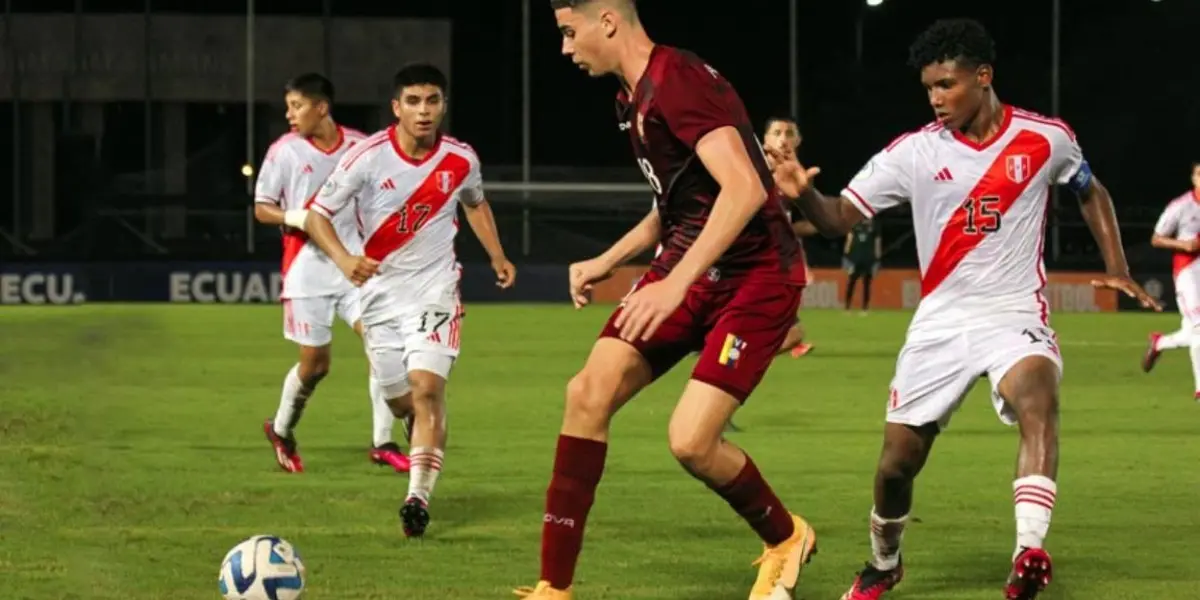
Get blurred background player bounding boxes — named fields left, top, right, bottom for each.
left=774, top=18, right=1159, bottom=600
left=1141, top=161, right=1200, bottom=398
left=303, top=64, right=516, bottom=538
left=764, top=114, right=815, bottom=358
left=518, top=2, right=816, bottom=598
left=843, top=218, right=881, bottom=314
left=252, top=73, right=410, bottom=475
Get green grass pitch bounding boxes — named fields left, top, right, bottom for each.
left=2, top=304, right=1198, bottom=599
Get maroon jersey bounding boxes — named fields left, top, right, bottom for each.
left=616, top=46, right=803, bottom=289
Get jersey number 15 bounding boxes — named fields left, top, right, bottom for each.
left=961, top=195, right=1002, bottom=234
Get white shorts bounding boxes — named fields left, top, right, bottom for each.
left=887, top=317, right=1063, bottom=430
left=1176, top=269, right=1200, bottom=327
left=361, top=291, right=463, bottom=399
left=281, top=289, right=362, bottom=347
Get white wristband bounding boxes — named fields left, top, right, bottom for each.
left=283, top=209, right=309, bottom=231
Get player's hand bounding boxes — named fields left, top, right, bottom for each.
left=337, top=255, right=380, bottom=286
left=764, top=146, right=820, bottom=199
left=1090, top=274, right=1163, bottom=311
left=1185, top=238, right=1200, bottom=253
left=613, top=278, right=687, bottom=342
left=568, top=258, right=614, bottom=309
left=491, top=256, right=517, bottom=289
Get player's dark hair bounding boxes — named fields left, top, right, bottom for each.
left=907, top=18, right=996, bottom=71
left=764, top=114, right=798, bottom=131
left=1192, top=160, right=1200, bottom=170
left=284, top=73, right=335, bottom=104
left=549, top=0, right=637, bottom=19
left=392, top=63, right=448, bottom=97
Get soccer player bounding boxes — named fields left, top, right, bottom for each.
left=1141, top=161, right=1200, bottom=393
left=302, top=64, right=516, bottom=538
left=764, top=114, right=815, bottom=358
left=843, top=219, right=881, bottom=313
left=517, top=2, right=816, bottom=598
left=770, top=19, right=1160, bottom=600
left=253, top=73, right=410, bottom=475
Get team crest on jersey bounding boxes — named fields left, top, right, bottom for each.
left=319, top=178, right=337, bottom=197
left=436, top=170, right=456, bottom=193
left=1006, top=154, right=1032, bottom=184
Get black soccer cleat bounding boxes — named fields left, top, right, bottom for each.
left=399, top=497, right=430, bottom=538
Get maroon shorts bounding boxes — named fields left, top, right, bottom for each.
left=598, top=270, right=803, bottom=402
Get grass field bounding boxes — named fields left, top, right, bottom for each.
left=2, top=304, right=1199, bottom=600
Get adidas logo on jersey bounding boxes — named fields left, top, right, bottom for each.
left=933, top=167, right=954, bottom=182
left=301, top=164, right=314, bottom=174
left=381, top=178, right=396, bottom=190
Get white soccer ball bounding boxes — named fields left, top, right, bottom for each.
left=217, top=535, right=306, bottom=600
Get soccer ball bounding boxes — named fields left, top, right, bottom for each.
left=217, top=535, right=306, bottom=600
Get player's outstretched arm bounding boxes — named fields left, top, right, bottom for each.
left=1151, top=233, right=1198, bottom=253
left=1077, top=177, right=1162, bottom=310
left=597, top=208, right=662, bottom=270
left=461, top=197, right=517, bottom=289
left=766, top=146, right=864, bottom=237
left=664, top=127, right=769, bottom=287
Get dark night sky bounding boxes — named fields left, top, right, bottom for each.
left=6, top=0, right=1200, bottom=211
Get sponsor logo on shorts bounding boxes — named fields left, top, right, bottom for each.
left=718, top=333, right=746, bottom=368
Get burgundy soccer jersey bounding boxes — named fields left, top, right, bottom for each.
left=616, top=46, right=803, bottom=288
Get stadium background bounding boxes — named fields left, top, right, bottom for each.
left=5, top=3, right=1200, bottom=600
left=0, top=0, right=1196, bottom=308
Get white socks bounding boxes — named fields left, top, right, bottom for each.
left=869, top=509, right=908, bottom=571
left=1013, top=475, right=1056, bottom=557
left=369, top=376, right=395, bottom=447
left=273, top=364, right=312, bottom=438
left=406, top=447, right=444, bottom=505
left=1157, top=328, right=1191, bottom=351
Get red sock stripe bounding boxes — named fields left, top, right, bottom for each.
left=410, top=452, right=444, bottom=471
left=1013, top=484, right=1057, bottom=499
left=1014, top=489, right=1056, bottom=510
left=1014, top=486, right=1056, bottom=505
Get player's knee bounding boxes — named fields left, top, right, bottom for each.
left=408, top=375, right=444, bottom=410
left=564, top=370, right=619, bottom=428
left=666, top=429, right=717, bottom=474
left=877, top=424, right=935, bottom=482
left=297, top=348, right=332, bottom=383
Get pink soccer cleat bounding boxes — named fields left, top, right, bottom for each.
left=1005, top=547, right=1052, bottom=600
left=790, top=342, right=814, bottom=358
left=263, top=420, right=304, bottom=473
left=840, top=561, right=903, bottom=600
left=369, top=443, right=411, bottom=473
left=1142, top=332, right=1162, bottom=373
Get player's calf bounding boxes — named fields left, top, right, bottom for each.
left=853, top=422, right=936, bottom=586
left=532, top=339, right=651, bottom=591
left=266, top=346, right=331, bottom=470
left=997, top=356, right=1061, bottom=579
left=393, top=366, right=451, bottom=537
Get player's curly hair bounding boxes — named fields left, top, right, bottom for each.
left=907, top=18, right=996, bottom=70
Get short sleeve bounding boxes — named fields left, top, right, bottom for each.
left=254, top=147, right=287, bottom=204
left=310, top=153, right=366, bottom=219
left=458, top=152, right=485, bottom=207
left=657, top=60, right=739, bottom=149
left=1154, top=201, right=1181, bottom=237
left=842, top=136, right=914, bottom=218
left=1050, top=126, right=1093, bottom=195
